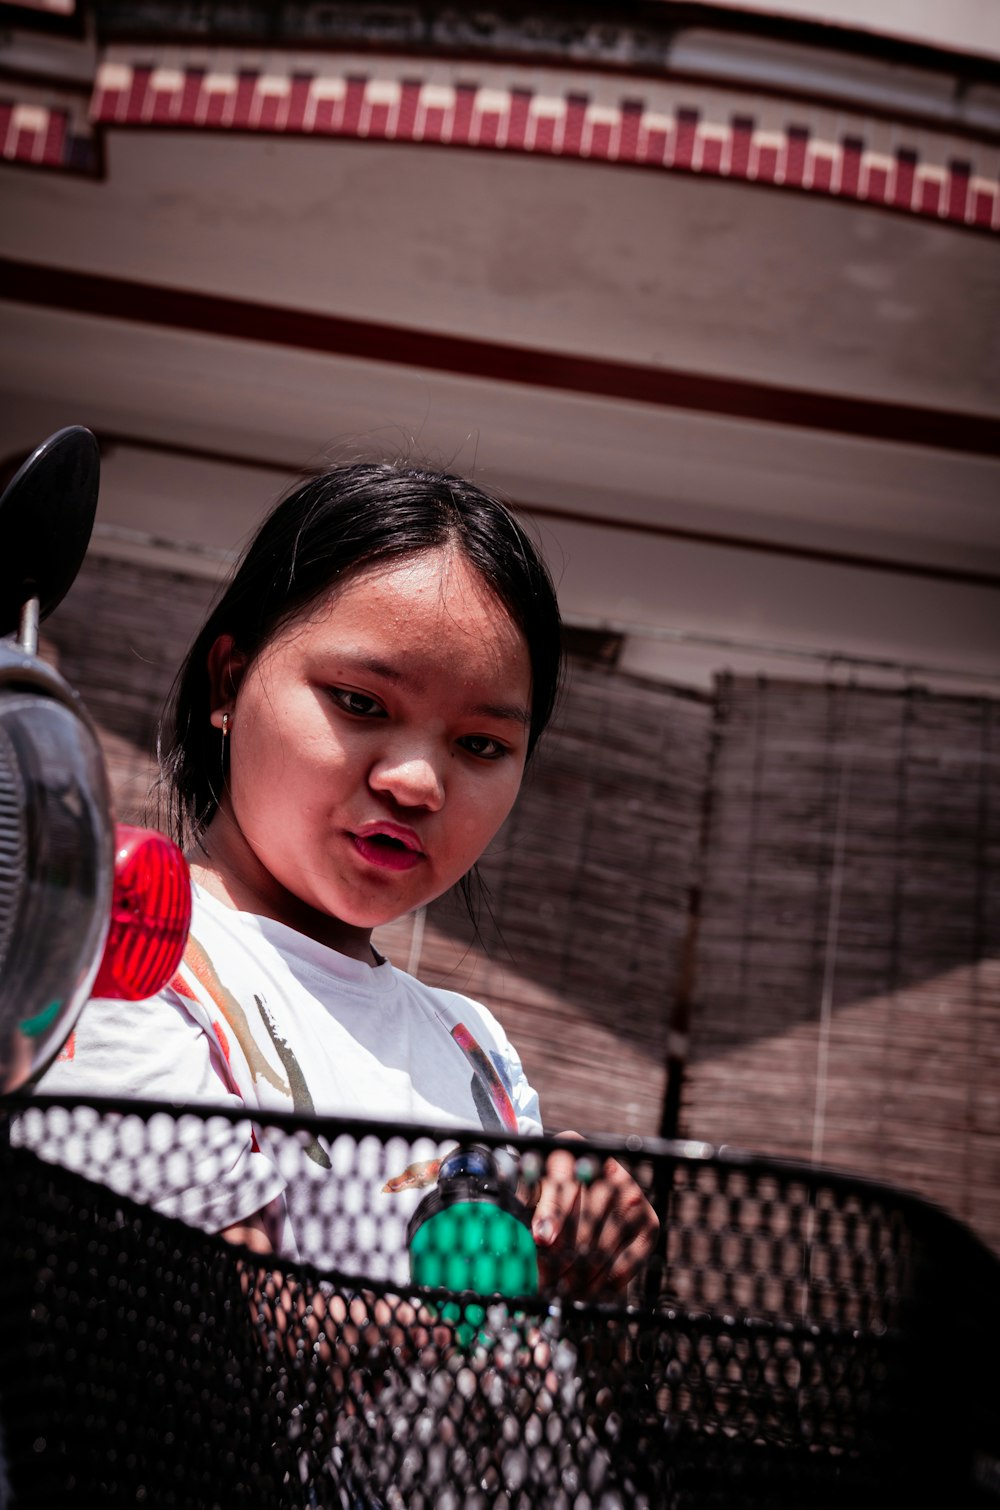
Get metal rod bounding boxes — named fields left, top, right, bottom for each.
left=18, top=596, right=39, bottom=656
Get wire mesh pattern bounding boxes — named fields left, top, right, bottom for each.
left=2, top=1097, right=998, bottom=1508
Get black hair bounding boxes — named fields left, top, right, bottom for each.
left=159, top=461, right=562, bottom=848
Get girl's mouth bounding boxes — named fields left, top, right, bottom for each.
left=351, top=827, right=424, bottom=873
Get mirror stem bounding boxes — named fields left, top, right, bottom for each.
left=18, top=595, right=40, bottom=656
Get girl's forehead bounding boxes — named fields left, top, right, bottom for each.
left=311, top=548, right=519, bottom=633
left=269, top=547, right=528, bottom=666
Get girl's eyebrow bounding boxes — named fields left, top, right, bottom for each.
left=343, top=654, right=402, bottom=683
left=472, top=702, right=531, bottom=726
left=332, top=654, right=529, bottom=725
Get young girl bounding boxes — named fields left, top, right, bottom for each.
left=26, top=462, right=654, bottom=1296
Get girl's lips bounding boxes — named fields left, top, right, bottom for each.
left=350, top=823, right=425, bottom=873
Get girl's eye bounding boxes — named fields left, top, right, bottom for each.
left=459, top=734, right=507, bottom=761
left=330, top=688, right=385, bottom=718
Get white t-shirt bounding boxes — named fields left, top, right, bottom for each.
left=17, top=885, right=541, bottom=1282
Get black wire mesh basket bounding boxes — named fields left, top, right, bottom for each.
left=2, top=1095, right=998, bottom=1508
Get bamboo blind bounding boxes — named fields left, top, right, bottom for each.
left=684, top=675, right=1000, bottom=1254
left=40, top=551, right=218, bottom=823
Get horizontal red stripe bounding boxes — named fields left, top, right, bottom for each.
left=1, top=256, right=997, bottom=459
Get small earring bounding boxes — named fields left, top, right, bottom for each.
left=221, top=712, right=230, bottom=738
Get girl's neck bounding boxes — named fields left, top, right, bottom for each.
left=189, top=837, right=379, bottom=966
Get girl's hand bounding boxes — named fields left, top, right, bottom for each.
left=220, top=1214, right=454, bottom=1372
left=529, top=1133, right=659, bottom=1300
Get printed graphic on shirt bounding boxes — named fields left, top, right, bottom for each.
left=182, top=934, right=291, bottom=1097
left=450, top=1022, right=518, bottom=1133
left=179, top=935, right=330, bottom=1168
left=382, top=1158, right=441, bottom=1194
left=254, top=993, right=331, bottom=1169
left=381, top=1022, right=519, bottom=1195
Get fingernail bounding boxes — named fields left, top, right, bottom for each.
left=534, top=1218, right=555, bottom=1244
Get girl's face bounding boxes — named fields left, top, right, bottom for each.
left=203, top=547, right=532, bottom=960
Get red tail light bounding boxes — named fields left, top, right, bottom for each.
left=92, top=825, right=192, bottom=1000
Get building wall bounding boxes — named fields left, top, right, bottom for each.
left=697, top=0, right=1000, bottom=59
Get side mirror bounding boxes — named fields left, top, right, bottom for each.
left=0, top=428, right=191, bottom=1092
left=0, top=424, right=101, bottom=646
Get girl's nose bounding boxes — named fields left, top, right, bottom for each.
left=368, top=749, right=446, bottom=812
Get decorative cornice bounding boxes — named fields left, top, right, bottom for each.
left=0, top=80, right=98, bottom=172
left=89, top=51, right=1000, bottom=233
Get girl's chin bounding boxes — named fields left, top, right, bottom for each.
left=302, top=895, right=429, bottom=933
left=276, top=870, right=446, bottom=933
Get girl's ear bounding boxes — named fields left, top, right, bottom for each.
left=206, top=634, right=247, bottom=729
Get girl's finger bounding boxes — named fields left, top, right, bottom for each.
left=530, top=1147, right=582, bottom=1251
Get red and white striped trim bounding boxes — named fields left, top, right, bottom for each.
left=1, top=89, right=96, bottom=173
left=90, top=53, right=1000, bottom=233
left=0, top=100, right=68, bottom=167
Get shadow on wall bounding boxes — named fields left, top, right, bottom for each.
left=419, top=672, right=1000, bottom=1252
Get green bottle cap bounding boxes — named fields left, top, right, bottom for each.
left=407, top=1146, right=539, bottom=1347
